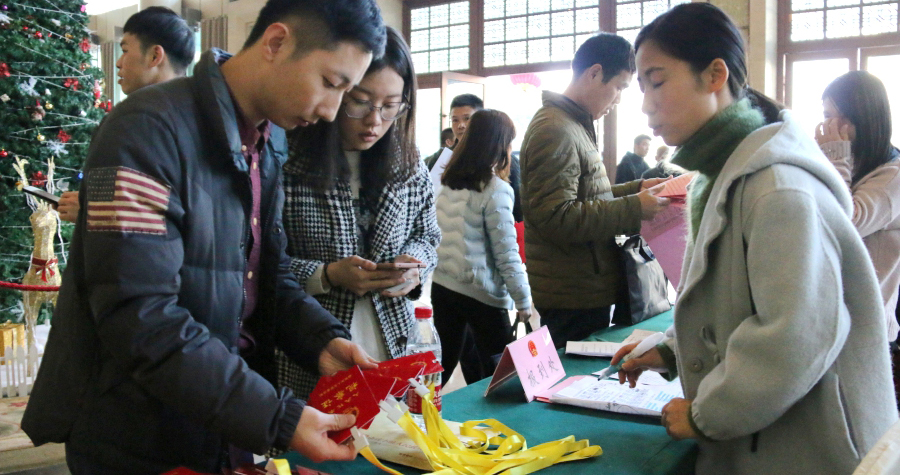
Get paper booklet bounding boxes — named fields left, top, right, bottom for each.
left=565, top=328, right=663, bottom=358
left=537, top=372, right=683, bottom=417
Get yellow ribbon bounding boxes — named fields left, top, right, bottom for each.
left=360, top=384, right=602, bottom=474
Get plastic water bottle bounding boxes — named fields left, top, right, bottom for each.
left=405, top=306, right=442, bottom=427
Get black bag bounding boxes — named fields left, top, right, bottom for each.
left=613, top=234, right=672, bottom=326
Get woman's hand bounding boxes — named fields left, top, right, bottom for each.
left=815, top=117, right=852, bottom=145
left=611, top=341, right=667, bottom=388
left=661, top=398, right=699, bottom=440
left=327, top=255, right=406, bottom=296
left=380, top=254, right=423, bottom=297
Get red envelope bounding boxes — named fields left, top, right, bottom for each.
left=364, top=351, right=443, bottom=397
left=308, top=366, right=381, bottom=444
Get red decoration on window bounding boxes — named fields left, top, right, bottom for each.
left=57, top=129, right=71, bottom=143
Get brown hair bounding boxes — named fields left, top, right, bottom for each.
left=441, top=109, right=515, bottom=192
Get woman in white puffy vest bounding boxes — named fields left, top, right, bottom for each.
left=433, top=109, right=539, bottom=382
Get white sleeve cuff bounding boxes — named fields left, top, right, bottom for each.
left=307, top=264, right=332, bottom=295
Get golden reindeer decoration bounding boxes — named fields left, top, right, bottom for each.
left=12, top=157, right=61, bottom=352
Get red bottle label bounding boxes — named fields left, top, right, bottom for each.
left=406, top=374, right=441, bottom=414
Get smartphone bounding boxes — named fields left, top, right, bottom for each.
left=376, top=262, right=426, bottom=270
left=23, top=186, right=60, bottom=205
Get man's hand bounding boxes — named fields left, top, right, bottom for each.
left=815, top=117, right=852, bottom=146
left=612, top=340, right=666, bottom=388
left=289, top=407, right=357, bottom=463
left=661, top=398, right=698, bottom=440
left=380, top=254, right=423, bottom=297
left=636, top=183, right=670, bottom=220
left=57, top=191, right=80, bottom=223
left=640, top=177, right=671, bottom=191
left=328, top=256, right=407, bottom=296
left=318, top=337, right=379, bottom=376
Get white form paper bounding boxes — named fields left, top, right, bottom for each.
left=565, top=341, right=623, bottom=357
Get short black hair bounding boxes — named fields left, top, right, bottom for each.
left=243, top=0, right=386, bottom=60
left=440, top=127, right=454, bottom=145
left=634, top=134, right=651, bottom=145
left=123, top=7, right=195, bottom=75
left=572, top=33, right=635, bottom=82
left=450, top=93, right=483, bottom=111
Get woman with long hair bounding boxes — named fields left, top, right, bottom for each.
left=613, top=4, right=896, bottom=473
left=816, top=71, right=900, bottom=342
left=432, top=109, right=536, bottom=381
left=275, top=27, right=440, bottom=399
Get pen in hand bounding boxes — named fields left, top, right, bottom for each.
left=595, top=332, right=666, bottom=380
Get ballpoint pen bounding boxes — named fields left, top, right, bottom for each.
left=595, top=331, right=666, bottom=380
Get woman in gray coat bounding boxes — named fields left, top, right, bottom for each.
left=614, top=4, right=897, bottom=474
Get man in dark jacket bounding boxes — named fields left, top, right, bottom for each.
left=424, top=127, right=455, bottom=170
left=615, top=134, right=651, bottom=184
left=23, top=1, right=386, bottom=473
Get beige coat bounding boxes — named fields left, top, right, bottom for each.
left=821, top=140, right=900, bottom=341
left=519, top=91, right=642, bottom=309
left=668, top=111, right=897, bottom=474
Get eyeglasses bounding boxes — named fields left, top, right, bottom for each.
left=343, top=96, right=409, bottom=121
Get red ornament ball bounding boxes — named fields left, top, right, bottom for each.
left=0, top=150, right=8, bottom=158
left=34, top=31, right=42, bottom=39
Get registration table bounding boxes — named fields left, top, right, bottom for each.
left=281, top=310, right=697, bottom=474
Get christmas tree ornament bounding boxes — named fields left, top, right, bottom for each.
left=45, top=102, right=53, bottom=110
left=22, top=25, right=27, bottom=30
left=79, top=109, right=86, bottom=117
left=93, top=99, right=100, bottom=108
left=36, top=134, right=45, bottom=142
left=43, top=88, right=50, bottom=95
left=29, top=171, right=46, bottom=187
left=56, top=129, right=70, bottom=143
left=65, top=33, right=73, bottom=39
left=79, top=62, right=87, bottom=70
left=1, top=5, right=7, bottom=10
left=34, top=30, right=42, bottom=39
left=0, top=149, right=8, bottom=158
left=28, top=101, right=46, bottom=121
left=79, top=37, right=89, bottom=52
left=0, top=62, right=9, bottom=77
left=0, top=94, right=9, bottom=102
left=0, top=11, right=9, bottom=25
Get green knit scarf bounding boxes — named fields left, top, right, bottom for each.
left=671, top=98, right=766, bottom=242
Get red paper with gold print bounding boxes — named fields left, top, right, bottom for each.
left=364, top=351, right=442, bottom=397
left=307, top=366, right=381, bottom=444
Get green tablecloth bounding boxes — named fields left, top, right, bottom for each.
left=281, top=309, right=696, bottom=474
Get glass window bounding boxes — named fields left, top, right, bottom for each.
left=481, top=0, right=602, bottom=67
left=409, top=1, right=470, bottom=74
left=865, top=54, right=900, bottom=145
left=791, top=58, right=851, bottom=137
left=789, top=0, right=900, bottom=41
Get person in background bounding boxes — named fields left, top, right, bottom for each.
left=276, top=27, right=440, bottom=400
left=642, top=144, right=684, bottom=180
left=519, top=33, right=670, bottom=346
left=615, top=4, right=897, bottom=473
left=432, top=109, right=537, bottom=380
left=23, top=0, right=387, bottom=472
left=615, top=134, right=652, bottom=184
left=449, top=93, right=483, bottom=145
left=815, top=71, right=900, bottom=342
left=56, top=6, right=195, bottom=223
left=815, top=71, right=900, bottom=407
left=424, top=127, right=455, bottom=170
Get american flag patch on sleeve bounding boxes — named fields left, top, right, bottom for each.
left=85, top=166, right=170, bottom=235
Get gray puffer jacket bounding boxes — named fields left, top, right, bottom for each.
left=434, top=176, right=531, bottom=310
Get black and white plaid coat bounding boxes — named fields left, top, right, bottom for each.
left=276, top=156, right=441, bottom=400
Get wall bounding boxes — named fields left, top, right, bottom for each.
left=90, top=0, right=404, bottom=51
left=708, top=0, right=779, bottom=97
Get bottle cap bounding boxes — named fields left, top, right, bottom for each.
left=414, top=306, right=433, bottom=319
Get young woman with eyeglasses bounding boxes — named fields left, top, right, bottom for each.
left=274, top=27, right=440, bottom=400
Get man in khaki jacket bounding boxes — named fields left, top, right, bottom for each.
left=520, top=33, right=669, bottom=345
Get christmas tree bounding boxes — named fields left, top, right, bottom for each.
left=0, top=0, right=106, bottom=322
